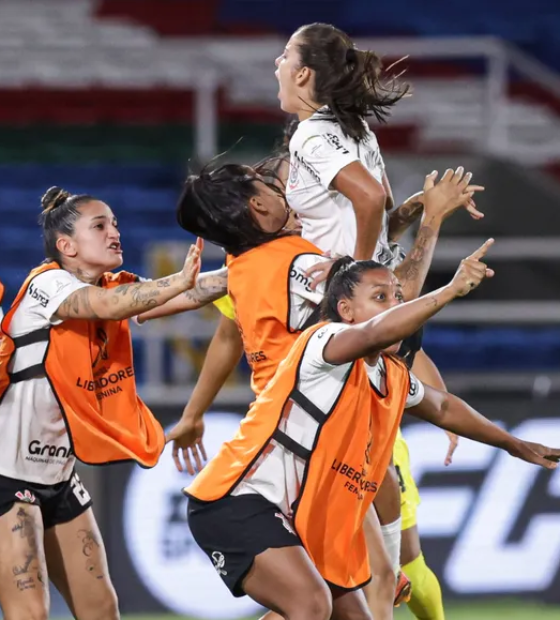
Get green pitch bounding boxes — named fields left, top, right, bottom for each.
left=115, top=601, right=560, bottom=620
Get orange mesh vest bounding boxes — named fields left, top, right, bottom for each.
left=0, top=263, right=165, bottom=467
left=226, top=235, right=322, bottom=395
left=187, top=323, right=410, bottom=588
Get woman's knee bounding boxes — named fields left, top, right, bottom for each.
left=75, top=583, right=119, bottom=620
left=3, top=599, right=49, bottom=620
left=286, top=581, right=332, bottom=620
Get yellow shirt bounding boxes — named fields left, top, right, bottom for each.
left=213, top=295, right=236, bottom=321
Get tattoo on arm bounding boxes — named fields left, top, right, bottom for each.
left=57, top=277, right=182, bottom=321
left=394, top=225, right=437, bottom=299
left=182, top=269, right=228, bottom=307
left=57, top=287, right=101, bottom=320
left=388, top=200, right=424, bottom=239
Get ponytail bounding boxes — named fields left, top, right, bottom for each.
left=295, top=23, right=410, bottom=141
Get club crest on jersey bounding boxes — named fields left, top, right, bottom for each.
left=15, top=490, right=36, bottom=504
left=288, top=159, right=299, bottom=190
left=211, top=551, right=228, bottom=576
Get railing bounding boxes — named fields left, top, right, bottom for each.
left=4, top=19, right=560, bottom=400
left=3, top=22, right=560, bottom=161
left=190, top=36, right=560, bottom=163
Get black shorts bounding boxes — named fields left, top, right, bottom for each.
left=187, top=493, right=302, bottom=597
left=0, top=470, right=93, bottom=529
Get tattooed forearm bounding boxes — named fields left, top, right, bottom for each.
left=388, top=200, right=424, bottom=240
left=55, top=272, right=194, bottom=322
left=182, top=269, right=228, bottom=306
left=135, top=268, right=229, bottom=322
left=394, top=222, right=439, bottom=301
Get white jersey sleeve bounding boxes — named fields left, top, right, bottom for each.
left=405, top=371, right=425, bottom=408
left=11, top=270, right=91, bottom=334
left=300, top=323, right=352, bottom=375
left=287, top=254, right=330, bottom=331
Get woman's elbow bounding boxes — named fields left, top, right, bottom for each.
left=354, top=187, right=387, bottom=213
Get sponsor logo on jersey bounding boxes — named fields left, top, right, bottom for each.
left=27, top=283, right=49, bottom=308
left=26, top=440, right=73, bottom=464
left=292, top=151, right=321, bottom=184
left=323, top=133, right=350, bottom=155
left=289, top=265, right=313, bottom=293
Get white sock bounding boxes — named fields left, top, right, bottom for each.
left=380, top=517, right=402, bottom=575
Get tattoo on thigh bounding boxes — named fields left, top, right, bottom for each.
left=16, top=577, right=36, bottom=591
left=78, top=529, right=104, bottom=579
left=78, top=529, right=100, bottom=557
left=12, top=553, right=34, bottom=576
left=10, top=507, right=43, bottom=590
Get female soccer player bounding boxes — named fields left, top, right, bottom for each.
left=0, top=186, right=216, bottom=620
left=137, top=159, right=485, bottom=616
left=185, top=246, right=559, bottom=620
left=275, top=23, right=486, bottom=616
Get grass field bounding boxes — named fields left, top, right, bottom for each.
left=105, top=601, right=560, bottom=620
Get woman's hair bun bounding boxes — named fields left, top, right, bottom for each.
left=41, top=186, right=70, bottom=213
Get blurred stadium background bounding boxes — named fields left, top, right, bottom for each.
left=1, top=0, right=560, bottom=618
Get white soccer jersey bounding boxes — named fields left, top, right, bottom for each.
left=286, top=253, right=329, bottom=329
left=286, top=108, right=397, bottom=267
left=0, top=269, right=90, bottom=485
left=232, top=322, right=423, bottom=513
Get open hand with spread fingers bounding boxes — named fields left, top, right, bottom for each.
left=423, top=167, right=485, bottom=223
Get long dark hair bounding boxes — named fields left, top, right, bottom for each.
left=176, top=162, right=289, bottom=256
left=321, top=256, right=386, bottom=321
left=39, top=186, right=96, bottom=263
left=295, top=23, right=409, bottom=141
left=254, top=116, right=299, bottom=186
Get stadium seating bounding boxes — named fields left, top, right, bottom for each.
left=0, top=158, right=558, bottom=375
